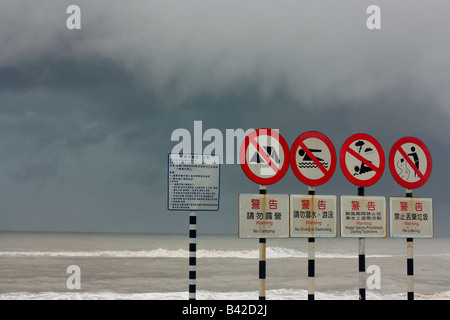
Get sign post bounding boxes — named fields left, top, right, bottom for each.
left=290, top=131, right=337, bottom=300
left=239, top=190, right=289, bottom=299
left=389, top=136, right=433, bottom=300
left=168, top=153, right=220, bottom=300
left=239, top=128, right=289, bottom=300
left=340, top=133, right=385, bottom=300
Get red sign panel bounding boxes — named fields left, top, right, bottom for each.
left=240, top=128, right=290, bottom=185
left=389, top=136, right=432, bottom=189
left=340, top=133, right=385, bottom=187
left=290, top=131, right=337, bottom=186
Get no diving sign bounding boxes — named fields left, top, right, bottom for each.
left=340, top=133, right=385, bottom=187
left=290, top=131, right=336, bottom=186
left=389, top=137, right=432, bottom=189
left=240, top=129, right=290, bottom=185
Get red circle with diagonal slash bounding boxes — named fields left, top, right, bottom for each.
left=389, top=137, right=432, bottom=189
left=340, top=133, right=385, bottom=187
left=240, top=128, right=290, bottom=185
left=290, top=131, right=337, bottom=186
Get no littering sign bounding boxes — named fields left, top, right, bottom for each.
left=389, top=137, right=432, bottom=189
left=390, top=197, right=433, bottom=238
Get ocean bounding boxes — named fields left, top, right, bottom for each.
left=0, top=231, right=449, bottom=300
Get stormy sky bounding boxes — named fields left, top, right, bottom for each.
left=1, top=0, right=449, bottom=236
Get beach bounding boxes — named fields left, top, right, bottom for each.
left=1, top=232, right=449, bottom=300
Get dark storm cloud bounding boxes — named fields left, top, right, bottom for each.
left=2, top=0, right=449, bottom=112
left=0, top=0, right=449, bottom=234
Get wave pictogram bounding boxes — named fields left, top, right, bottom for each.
left=298, top=161, right=328, bottom=169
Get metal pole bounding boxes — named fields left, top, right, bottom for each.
left=259, top=238, right=266, bottom=300
left=406, top=188, right=414, bottom=300
left=358, top=186, right=366, bottom=300
left=358, top=237, right=366, bottom=300
left=308, top=186, right=316, bottom=300
left=259, top=185, right=267, bottom=300
left=189, top=210, right=197, bottom=300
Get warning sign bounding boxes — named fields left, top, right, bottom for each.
left=340, top=195, right=386, bottom=238
left=290, top=194, right=337, bottom=238
left=240, top=128, right=290, bottom=185
left=290, top=131, right=337, bottom=186
left=238, top=194, right=289, bottom=238
left=390, top=197, right=433, bottom=238
left=340, top=133, right=385, bottom=187
left=167, top=153, right=220, bottom=211
left=389, top=137, right=432, bottom=189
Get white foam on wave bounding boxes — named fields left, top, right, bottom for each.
left=0, top=247, right=395, bottom=259
left=1, top=289, right=449, bottom=300
left=0, top=249, right=255, bottom=259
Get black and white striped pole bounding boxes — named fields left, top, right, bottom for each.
left=308, top=186, right=316, bottom=300
left=308, top=238, right=315, bottom=300
left=358, top=186, right=366, bottom=301
left=406, top=188, right=414, bottom=300
left=189, top=210, right=197, bottom=300
left=259, top=185, right=267, bottom=300
left=358, top=237, right=366, bottom=300
left=259, top=237, right=266, bottom=300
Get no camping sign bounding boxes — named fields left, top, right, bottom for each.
left=240, top=128, right=290, bottom=185
left=238, top=193, right=289, bottom=238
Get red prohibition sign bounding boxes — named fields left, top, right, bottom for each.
left=340, top=133, right=385, bottom=187
left=240, top=128, right=290, bottom=185
left=290, top=131, right=337, bottom=186
left=389, top=136, right=432, bottom=189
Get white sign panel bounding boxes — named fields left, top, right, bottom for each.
left=168, top=154, right=220, bottom=211
left=239, top=194, right=289, bottom=238
left=340, top=196, right=386, bottom=237
left=290, top=195, right=337, bottom=237
left=390, top=197, right=433, bottom=238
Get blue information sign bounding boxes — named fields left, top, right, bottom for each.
left=167, top=154, right=220, bottom=211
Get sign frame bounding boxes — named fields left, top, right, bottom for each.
left=290, top=131, right=337, bottom=186
left=238, top=193, right=290, bottom=239
left=167, top=153, right=220, bottom=211
left=390, top=197, right=433, bottom=238
left=340, top=195, right=387, bottom=238
left=389, top=137, right=432, bottom=189
left=240, top=128, right=290, bottom=185
left=290, top=194, right=337, bottom=238
left=340, top=133, right=385, bottom=187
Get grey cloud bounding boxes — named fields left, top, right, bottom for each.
left=0, top=0, right=449, bottom=234
left=2, top=1, right=449, bottom=112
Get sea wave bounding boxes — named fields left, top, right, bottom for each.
left=0, top=247, right=396, bottom=259
left=1, top=289, right=449, bottom=300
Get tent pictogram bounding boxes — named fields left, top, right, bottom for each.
left=240, top=128, right=290, bottom=185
